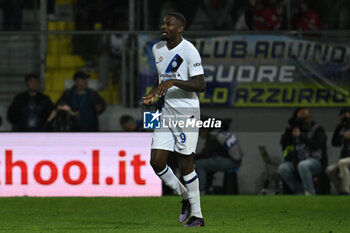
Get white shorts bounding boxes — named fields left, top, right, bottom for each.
left=151, top=127, right=199, bottom=155
left=151, top=107, right=199, bottom=155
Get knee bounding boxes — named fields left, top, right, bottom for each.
left=338, top=159, right=347, bottom=168
left=325, top=166, right=332, bottom=176
left=297, top=161, right=309, bottom=173
left=278, top=163, right=292, bottom=177
left=150, top=158, right=166, bottom=173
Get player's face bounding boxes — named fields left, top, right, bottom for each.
left=160, top=15, right=182, bottom=41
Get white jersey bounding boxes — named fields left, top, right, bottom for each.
left=152, top=38, right=204, bottom=112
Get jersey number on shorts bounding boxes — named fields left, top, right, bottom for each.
left=180, top=133, right=186, bottom=143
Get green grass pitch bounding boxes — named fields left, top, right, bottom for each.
left=0, top=195, right=348, bottom=233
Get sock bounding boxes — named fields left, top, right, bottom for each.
left=183, top=170, right=203, bottom=218
left=157, top=165, right=188, bottom=199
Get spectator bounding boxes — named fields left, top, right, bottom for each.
left=326, top=108, right=350, bottom=195
left=251, top=0, right=282, bottom=31
left=195, top=118, right=243, bottom=194
left=234, top=0, right=256, bottom=30
left=45, top=102, right=80, bottom=132
left=56, top=71, right=106, bottom=132
left=7, top=73, right=53, bottom=131
left=119, top=114, right=142, bottom=132
left=275, top=0, right=287, bottom=30
left=278, top=108, right=328, bottom=195
left=293, top=0, right=322, bottom=30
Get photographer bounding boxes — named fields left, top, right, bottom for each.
left=326, top=108, right=350, bottom=195
left=45, top=102, right=80, bottom=132
left=278, top=108, right=328, bottom=195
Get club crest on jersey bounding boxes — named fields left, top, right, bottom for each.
left=165, top=54, right=183, bottom=73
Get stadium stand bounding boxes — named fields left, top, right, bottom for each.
left=44, top=0, right=119, bottom=104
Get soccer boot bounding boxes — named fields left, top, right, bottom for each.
left=184, top=216, right=205, bottom=227
left=179, top=199, right=191, bottom=223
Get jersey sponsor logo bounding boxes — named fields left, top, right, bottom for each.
left=159, top=73, right=176, bottom=78
left=165, top=54, right=183, bottom=73
left=193, top=62, right=201, bottom=67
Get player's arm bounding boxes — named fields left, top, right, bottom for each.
left=142, top=76, right=159, bottom=106
left=155, top=75, right=205, bottom=96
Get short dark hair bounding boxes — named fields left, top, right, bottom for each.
left=292, top=107, right=306, bottom=119
left=167, top=12, right=186, bottom=28
left=25, top=73, right=39, bottom=83
left=73, top=71, right=90, bottom=80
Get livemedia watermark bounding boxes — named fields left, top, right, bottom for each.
left=143, top=109, right=222, bottom=131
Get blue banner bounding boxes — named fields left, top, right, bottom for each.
left=138, top=34, right=350, bottom=107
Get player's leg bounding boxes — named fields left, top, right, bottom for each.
left=338, top=157, right=350, bottom=194
left=177, top=153, right=204, bottom=227
left=151, top=148, right=190, bottom=223
left=278, top=161, right=297, bottom=193
left=150, top=149, right=188, bottom=198
left=297, top=158, right=321, bottom=195
left=325, top=163, right=341, bottom=192
left=150, top=148, right=169, bottom=173
left=173, top=126, right=204, bottom=226
left=151, top=127, right=188, bottom=199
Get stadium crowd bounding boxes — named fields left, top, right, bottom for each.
left=1, top=0, right=349, bottom=31
left=71, top=0, right=350, bottom=31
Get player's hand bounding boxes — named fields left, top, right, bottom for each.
left=142, top=93, right=155, bottom=106
left=156, top=79, right=175, bottom=97
left=344, top=131, right=350, bottom=139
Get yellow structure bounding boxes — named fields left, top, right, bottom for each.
left=44, top=1, right=119, bottom=104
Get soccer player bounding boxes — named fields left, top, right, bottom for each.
left=142, top=12, right=206, bottom=227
